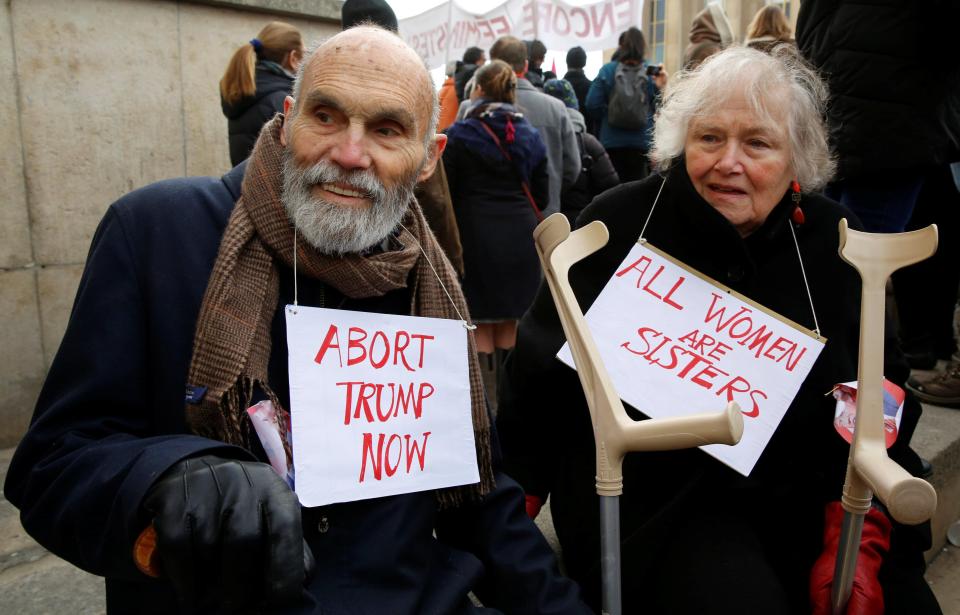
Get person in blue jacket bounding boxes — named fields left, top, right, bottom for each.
left=585, top=27, right=668, bottom=183
left=4, top=25, right=590, bottom=615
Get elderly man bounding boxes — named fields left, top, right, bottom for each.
left=458, top=36, right=581, bottom=215
left=4, top=27, right=589, bottom=615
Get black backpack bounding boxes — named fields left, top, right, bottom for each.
left=607, top=63, right=655, bottom=130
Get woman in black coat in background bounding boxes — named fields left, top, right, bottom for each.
left=220, top=22, right=303, bottom=166
left=443, top=60, right=549, bottom=364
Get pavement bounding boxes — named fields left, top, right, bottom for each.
left=1, top=397, right=958, bottom=614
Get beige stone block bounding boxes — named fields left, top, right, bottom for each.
left=37, top=265, right=84, bottom=369
left=179, top=3, right=338, bottom=177
left=0, top=2, right=32, bottom=269
left=0, top=270, right=45, bottom=448
left=184, top=0, right=340, bottom=20
left=14, top=0, right=185, bottom=266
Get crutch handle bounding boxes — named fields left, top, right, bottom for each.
left=836, top=219, right=939, bottom=527
left=617, top=401, right=743, bottom=452
left=853, top=446, right=937, bottom=525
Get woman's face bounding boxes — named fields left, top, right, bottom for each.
left=684, top=99, right=793, bottom=237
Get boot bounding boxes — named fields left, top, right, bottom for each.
left=478, top=352, right=497, bottom=411
left=908, top=360, right=960, bottom=406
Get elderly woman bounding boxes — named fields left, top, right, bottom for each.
left=497, top=47, right=939, bottom=614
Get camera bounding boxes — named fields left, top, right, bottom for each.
left=646, top=65, right=661, bottom=77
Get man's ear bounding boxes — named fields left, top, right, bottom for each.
left=417, top=134, right=447, bottom=183
left=280, top=96, right=295, bottom=146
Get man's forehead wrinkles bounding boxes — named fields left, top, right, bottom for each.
left=302, top=85, right=418, bottom=129
left=302, top=33, right=434, bottom=136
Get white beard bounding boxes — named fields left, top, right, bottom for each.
left=280, top=151, right=419, bottom=255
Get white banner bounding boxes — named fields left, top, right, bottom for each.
left=400, top=0, right=643, bottom=69
left=286, top=305, right=479, bottom=507
left=558, top=242, right=825, bottom=476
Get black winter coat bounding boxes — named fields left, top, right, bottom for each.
left=796, top=0, right=960, bottom=178
left=562, top=70, right=592, bottom=119
left=454, top=63, right=479, bottom=102
left=4, top=163, right=591, bottom=615
left=221, top=62, right=293, bottom=166
left=560, top=131, right=619, bottom=224
left=443, top=106, right=549, bottom=320
left=497, top=164, right=934, bottom=612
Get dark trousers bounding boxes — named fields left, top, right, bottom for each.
left=893, top=164, right=960, bottom=359
left=824, top=171, right=926, bottom=232
left=606, top=147, right=649, bottom=183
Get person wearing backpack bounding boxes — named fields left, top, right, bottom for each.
left=585, top=27, right=668, bottom=182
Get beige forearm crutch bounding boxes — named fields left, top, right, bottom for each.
left=833, top=219, right=939, bottom=614
left=533, top=213, right=744, bottom=615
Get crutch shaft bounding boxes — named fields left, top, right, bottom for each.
left=831, top=511, right=864, bottom=615
left=600, top=495, right=622, bottom=615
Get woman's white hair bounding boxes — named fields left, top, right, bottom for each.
left=650, top=45, right=835, bottom=190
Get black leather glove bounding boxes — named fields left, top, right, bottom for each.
left=143, top=455, right=313, bottom=611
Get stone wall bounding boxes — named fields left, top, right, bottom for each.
left=0, top=0, right=339, bottom=446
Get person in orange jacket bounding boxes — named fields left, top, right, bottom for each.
left=438, top=59, right=460, bottom=132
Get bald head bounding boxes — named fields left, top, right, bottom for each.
left=290, top=26, right=437, bottom=142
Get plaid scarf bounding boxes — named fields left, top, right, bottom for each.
left=185, top=116, right=494, bottom=505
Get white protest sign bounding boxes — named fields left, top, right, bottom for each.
left=285, top=305, right=479, bottom=506
left=558, top=242, right=825, bottom=476
left=401, top=0, right=642, bottom=69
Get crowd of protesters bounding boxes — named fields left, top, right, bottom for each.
left=5, top=0, right=960, bottom=613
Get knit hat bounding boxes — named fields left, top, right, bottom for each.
left=341, top=0, right=398, bottom=32
left=543, top=78, right=579, bottom=110
left=566, top=46, right=587, bottom=69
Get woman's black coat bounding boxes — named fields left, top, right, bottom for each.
left=221, top=63, right=293, bottom=166
left=496, top=164, right=932, bottom=612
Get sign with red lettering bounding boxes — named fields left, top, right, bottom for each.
left=285, top=305, right=479, bottom=506
left=557, top=242, right=825, bottom=476
left=400, top=0, right=642, bottom=70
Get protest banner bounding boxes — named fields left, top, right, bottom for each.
left=400, top=0, right=643, bottom=69
left=285, top=305, right=479, bottom=507
left=558, top=242, right=825, bottom=476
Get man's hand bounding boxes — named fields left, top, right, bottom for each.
left=810, top=501, right=891, bottom=615
left=143, top=455, right=312, bottom=611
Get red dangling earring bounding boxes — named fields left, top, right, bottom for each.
left=790, top=180, right=805, bottom=225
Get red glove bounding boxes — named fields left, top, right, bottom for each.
left=810, top=501, right=891, bottom=615
left=525, top=494, right=544, bottom=519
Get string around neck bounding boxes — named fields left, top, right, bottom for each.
left=637, top=173, right=668, bottom=244
left=287, top=219, right=474, bottom=331
left=788, top=218, right=821, bottom=338
left=637, top=170, right=821, bottom=339
left=397, top=221, right=477, bottom=331
left=291, top=220, right=299, bottom=313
